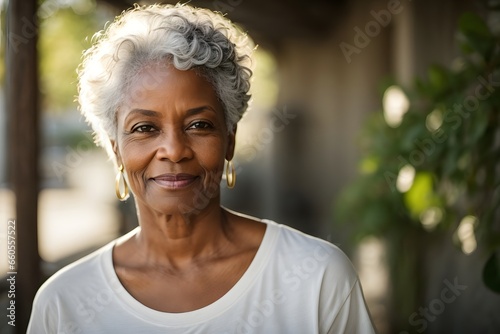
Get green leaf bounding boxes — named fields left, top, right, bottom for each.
left=468, top=111, right=489, bottom=145
left=414, top=77, right=431, bottom=97
left=404, top=172, right=440, bottom=218
left=458, top=40, right=475, bottom=55
left=458, top=12, right=495, bottom=60
left=459, top=12, right=491, bottom=37
left=359, top=156, right=379, bottom=174
left=361, top=202, right=391, bottom=234
left=400, top=124, right=426, bottom=152
left=428, top=65, right=449, bottom=94
left=442, top=147, right=461, bottom=177
left=483, top=250, right=500, bottom=294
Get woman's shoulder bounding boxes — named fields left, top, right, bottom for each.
left=269, top=220, right=347, bottom=252
left=33, top=241, right=115, bottom=305
left=224, top=210, right=356, bottom=279
left=265, top=220, right=358, bottom=282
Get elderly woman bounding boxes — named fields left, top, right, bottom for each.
left=28, top=4, right=375, bottom=333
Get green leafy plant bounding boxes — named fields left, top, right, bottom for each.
left=336, top=10, right=500, bottom=299
left=39, top=5, right=105, bottom=112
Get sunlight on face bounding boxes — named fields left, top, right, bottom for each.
left=114, top=63, right=235, bottom=216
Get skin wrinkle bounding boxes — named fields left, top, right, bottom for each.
left=78, top=5, right=252, bottom=160
left=116, top=65, right=223, bottom=214
left=28, top=7, right=374, bottom=332
left=109, top=63, right=266, bottom=312
left=73, top=4, right=262, bottom=315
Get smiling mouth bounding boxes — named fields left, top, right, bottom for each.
left=151, top=174, right=199, bottom=189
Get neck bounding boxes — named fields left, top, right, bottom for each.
left=132, top=200, right=232, bottom=268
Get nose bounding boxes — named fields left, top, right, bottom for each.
left=154, top=130, right=194, bottom=163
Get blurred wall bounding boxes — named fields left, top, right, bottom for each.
left=222, top=0, right=500, bottom=332
left=271, top=0, right=392, bottom=239
left=224, top=0, right=392, bottom=240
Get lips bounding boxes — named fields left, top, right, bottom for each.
left=151, top=173, right=199, bottom=189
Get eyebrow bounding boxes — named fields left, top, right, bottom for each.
left=186, top=105, right=217, bottom=117
left=124, top=106, right=217, bottom=123
left=125, top=109, right=162, bottom=120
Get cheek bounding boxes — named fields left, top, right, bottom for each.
left=120, top=141, right=155, bottom=185
left=197, top=138, right=225, bottom=166
left=199, top=155, right=225, bottom=197
left=194, top=138, right=225, bottom=183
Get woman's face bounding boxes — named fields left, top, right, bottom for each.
left=113, top=64, right=235, bottom=216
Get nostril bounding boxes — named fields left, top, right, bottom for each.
left=154, top=135, right=193, bottom=162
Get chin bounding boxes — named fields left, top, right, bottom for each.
left=139, top=192, right=215, bottom=217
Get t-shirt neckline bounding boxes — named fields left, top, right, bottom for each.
left=100, top=219, right=280, bottom=327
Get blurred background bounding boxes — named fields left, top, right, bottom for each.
left=1, top=0, right=500, bottom=333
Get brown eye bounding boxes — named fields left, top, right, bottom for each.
left=188, top=121, right=213, bottom=130
left=133, top=125, right=156, bottom=133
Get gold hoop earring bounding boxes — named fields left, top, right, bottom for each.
left=115, top=164, right=129, bottom=201
left=226, top=160, right=236, bottom=189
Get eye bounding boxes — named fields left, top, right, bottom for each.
left=132, top=124, right=156, bottom=133
left=188, top=121, right=213, bottom=130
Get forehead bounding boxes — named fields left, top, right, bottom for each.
left=121, top=63, right=221, bottom=113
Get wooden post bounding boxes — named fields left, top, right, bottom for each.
left=6, top=0, right=41, bottom=332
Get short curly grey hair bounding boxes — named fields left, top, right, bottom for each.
left=78, top=3, right=253, bottom=159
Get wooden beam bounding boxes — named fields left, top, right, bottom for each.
left=6, top=0, right=41, bottom=332
left=98, top=0, right=342, bottom=42
left=99, top=0, right=134, bottom=10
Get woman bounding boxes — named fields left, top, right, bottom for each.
left=28, top=4, right=375, bottom=333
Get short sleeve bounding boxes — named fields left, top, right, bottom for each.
left=27, top=296, right=51, bottom=334
left=326, top=279, right=376, bottom=334
left=317, top=245, right=376, bottom=334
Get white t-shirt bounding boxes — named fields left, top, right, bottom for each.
left=28, top=220, right=375, bottom=334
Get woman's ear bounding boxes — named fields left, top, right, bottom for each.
left=111, top=140, right=122, bottom=166
left=225, top=125, right=237, bottom=161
